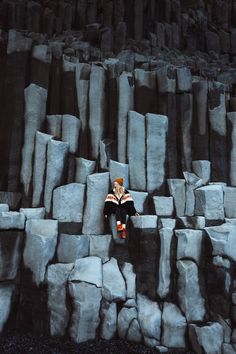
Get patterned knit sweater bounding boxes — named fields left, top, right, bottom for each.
left=103, top=189, right=137, bottom=216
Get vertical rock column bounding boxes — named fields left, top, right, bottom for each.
left=134, top=69, right=157, bottom=115
left=48, top=42, right=63, bottom=114
left=227, top=112, right=236, bottom=186
left=30, top=44, right=52, bottom=90
left=208, top=81, right=228, bottom=182
left=21, top=83, right=48, bottom=198
left=117, top=71, right=134, bottom=163
left=89, top=64, right=106, bottom=160
left=61, top=56, right=78, bottom=116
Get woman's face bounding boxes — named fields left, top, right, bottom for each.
left=113, top=181, right=119, bottom=188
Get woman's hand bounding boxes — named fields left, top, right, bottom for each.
left=104, top=215, right=108, bottom=218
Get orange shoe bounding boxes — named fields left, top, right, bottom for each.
left=121, top=229, right=126, bottom=239
left=117, top=224, right=123, bottom=232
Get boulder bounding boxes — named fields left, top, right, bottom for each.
left=157, top=228, right=173, bottom=299
left=57, top=234, right=89, bottom=263
left=46, top=114, right=62, bottom=139
left=121, top=262, right=136, bottom=299
left=102, top=257, right=126, bottom=302
left=224, top=187, right=236, bottom=218
left=0, top=231, right=23, bottom=280
left=109, top=160, right=129, bottom=189
left=177, top=260, right=205, bottom=322
left=161, top=302, right=186, bottom=348
left=20, top=208, right=45, bottom=220
left=192, top=160, right=211, bottom=185
left=0, top=284, right=15, bottom=331
left=46, top=263, right=74, bottom=336
left=195, top=185, right=224, bottom=220
left=23, top=219, right=58, bottom=286
left=82, top=173, right=109, bottom=235
left=75, top=158, right=96, bottom=184
left=100, top=301, right=117, bottom=340
left=117, top=307, right=138, bottom=340
left=0, top=212, right=25, bottom=230
left=89, top=235, right=112, bottom=263
left=128, top=190, right=148, bottom=214
left=61, top=114, right=80, bottom=154
left=153, top=197, right=174, bottom=217
left=205, top=224, right=236, bottom=261
left=189, top=322, right=224, bottom=354
left=69, top=256, right=102, bottom=288
left=175, top=229, right=203, bottom=266
left=167, top=179, right=186, bottom=217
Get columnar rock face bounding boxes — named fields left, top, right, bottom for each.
left=61, top=115, right=80, bottom=154
left=175, top=229, right=203, bottom=266
left=57, top=234, right=89, bottom=263
left=189, top=322, right=224, bottom=354
left=167, top=179, right=186, bottom=217
left=183, top=171, right=202, bottom=216
left=192, top=160, right=211, bottom=185
left=161, top=302, right=186, bottom=348
left=75, top=158, right=96, bottom=184
left=102, top=257, right=126, bottom=302
left=100, top=301, right=117, bottom=340
left=46, top=115, right=62, bottom=138
left=157, top=228, right=173, bottom=299
left=195, top=185, right=224, bottom=220
left=224, top=187, right=236, bottom=218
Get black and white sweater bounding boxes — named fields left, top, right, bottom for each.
left=103, top=189, right=137, bottom=216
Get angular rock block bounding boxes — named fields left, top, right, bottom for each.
left=205, top=224, right=236, bottom=261
left=161, top=302, right=186, bottom=348
left=0, top=212, right=25, bottom=230
left=137, top=294, right=161, bottom=347
left=222, top=344, right=236, bottom=354
left=69, top=256, right=102, bottom=288
left=0, top=231, right=23, bottom=280
left=189, top=322, right=224, bottom=354
left=69, top=282, right=102, bottom=343
left=117, top=72, right=134, bottom=163
left=100, top=301, right=117, bottom=340
left=178, top=216, right=205, bottom=230
left=52, top=183, right=85, bottom=222
left=46, top=263, right=74, bottom=336
left=177, top=260, right=205, bottom=322
left=224, top=187, right=236, bottom=218
left=89, top=65, right=105, bottom=159
left=57, top=234, right=89, bottom=263
left=146, top=114, right=168, bottom=193
left=192, top=160, right=211, bottom=185
left=153, top=197, right=174, bottom=217
left=127, top=111, right=146, bottom=191
left=102, top=257, right=126, bottom=302
left=0, top=284, right=15, bottom=332
left=183, top=171, right=202, bottom=216
left=23, top=219, right=58, bottom=286
left=157, top=228, right=173, bottom=299
left=46, top=114, right=62, bottom=139
left=75, top=157, right=96, bottom=184
left=156, top=65, right=176, bottom=94
left=176, top=67, right=192, bottom=93
left=158, top=218, right=176, bottom=230
left=89, top=235, right=112, bottom=263
left=195, top=185, right=224, bottom=220
left=21, top=83, right=48, bottom=196
left=128, top=190, right=148, bottom=214
left=82, top=173, right=109, bottom=235
left=121, top=262, right=136, bottom=300
left=167, top=179, right=186, bottom=217
left=109, top=159, right=129, bottom=189
left=44, top=139, right=69, bottom=214
left=19, top=207, right=45, bottom=220
left=118, top=306, right=141, bottom=342
left=62, top=114, right=80, bottom=154
left=0, top=205, right=9, bottom=212
left=175, top=229, right=203, bottom=266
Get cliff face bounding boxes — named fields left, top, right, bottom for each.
left=0, top=1, right=236, bottom=353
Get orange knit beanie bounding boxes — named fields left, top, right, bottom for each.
left=114, top=178, right=124, bottom=185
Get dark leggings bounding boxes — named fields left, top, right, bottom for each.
left=115, top=207, right=127, bottom=224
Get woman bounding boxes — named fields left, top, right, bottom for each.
left=104, top=178, right=139, bottom=239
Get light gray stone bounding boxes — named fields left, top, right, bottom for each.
left=183, top=171, right=203, bottom=216
left=189, top=322, right=224, bottom=354
left=205, top=224, right=236, bottom=261
left=69, top=256, right=102, bottom=287
left=175, top=229, right=203, bottom=266
left=0, top=212, right=25, bottom=230
left=46, top=263, right=74, bottom=336
left=82, top=173, right=109, bottom=235
left=0, top=284, right=15, bottom=331
left=99, top=139, right=114, bottom=171
left=137, top=294, right=161, bottom=343
left=89, top=65, right=106, bottom=159
left=44, top=140, right=69, bottom=214
left=178, top=216, right=205, bottom=229
left=7, top=29, right=32, bottom=54
left=146, top=113, right=168, bottom=192
left=124, top=299, right=137, bottom=308
left=156, top=65, right=176, bottom=94
left=222, top=344, right=236, bottom=354
left=127, top=318, right=142, bottom=343
left=211, top=314, right=232, bottom=344
left=179, top=93, right=193, bottom=171
left=46, top=115, right=62, bottom=139
left=52, top=183, right=85, bottom=222
left=176, top=67, right=192, bottom=92
left=153, top=197, right=174, bottom=217
left=109, top=160, right=129, bottom=189
left=121, top=262, right=136, bottom=299
left=118, top=307, right=138, bottom=339
left=155, top=346, right=168, bottom=353
left=0, top=231, right=23, bottom=280
left=102, top=257, right=126, bottom=302
left=144, top=337, right=160, bottom=348
left=23, top=219, right=58, bottom=286
left=157, top=228, right=173, bottom=299
left=158, top=218, right=176, bottom=230
left=62, top=114, right=80, bottom=154
left=32, top=44, right=52, bottom=63
left=224, top=187, right=236, bottom=218
left=177, top=260, right=205, bottom=322
left=167, top=179, right=186, bottom=217
left=117, top=72, right=134, bottom=163
left=0, top=205, right=9, bottom=212
left=57, top=234, right=89, bottom=263
left=161, top=302, right=187, bottom=348
left=20, top=208, right=45, bottom=220
left=131, top=215, right=157, bottom=229
left=192, top=160, right=211, bottom=185
left=128, top=190, right=148, bottom=214
left=100, top=301, right=117, bottom=340
left=89, top=235, right=112, bottom=263
left=213, top=256, right=231, bottom=269
left=195, top=185, right=224, bottom=220
left=32, top=132, right=53, bottom=207
left=75, top=158, right=96, bottom=184
left=21, top=83, right=47, bottom=196
left=69, top=282, right=102, bottom=343
left=127, top=111, right=146, bottom=191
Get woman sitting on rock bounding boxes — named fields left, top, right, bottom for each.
left=104, top=178, right=139, bottom=239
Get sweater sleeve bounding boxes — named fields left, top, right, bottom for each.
left=121, top=191, right=137, bottom=216
left=103, top=192, right=118, bottom=216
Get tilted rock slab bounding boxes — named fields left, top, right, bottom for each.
left=46, top=263, right=74, bottom=336
left=23, top=219, right=58, bottom=286
left=167, top=179, right=186, bottom=217
left=21, top=83, right=47, bottom=196
left=195, top=185, right=224, bottom=220
left=177, top=260, right=205, bottom=322
left=183, top=171, right=202, bottom=216
left=192, top=160, right=211, bottom=185
left=69, top=256, right=102, bottom=287
left=102, top=257, right=126, bottom=302
left=57, top=234, right=89, bottom=263
left=0, top=231, right=23, bottom=280
left=189, top=322, right=224, bottom=354
left=0, top=212, right=25, bottom=230
left=0, top=284, right=15, bottom=332
left=128, top=190, right=148, bottom=214
left=118, top=306, right=141, bottom=343
left=19, top=207, right=45, bottom=220
left=100, top=301, right=117, bottom=340
left=109, top=159, right=129, bottom=189
left=62, top=114, right=80, bottom=154
left=75, top=157, right=96, bottom=184
left=89, top=235, right=112, bottom=263
left=175, top=229, right=203, bottom=266
left=153, top=196, right=174, bottom=217
left=82, top=172, right=109, bottom=235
